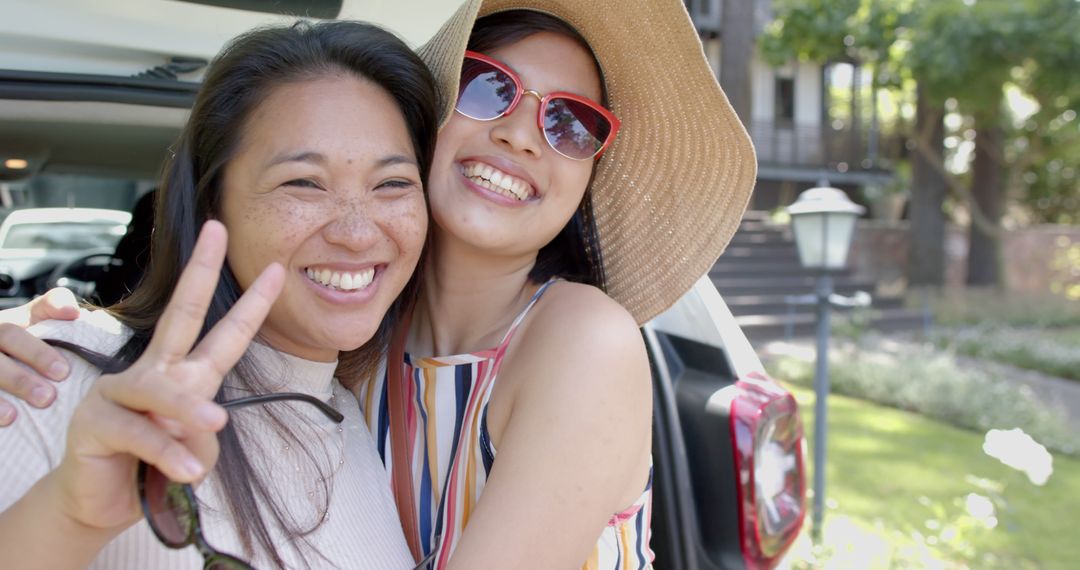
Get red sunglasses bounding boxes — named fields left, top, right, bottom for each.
left=456, top=50, right=621, bottom=161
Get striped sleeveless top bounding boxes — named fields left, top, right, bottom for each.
left=360, top=279, right=654, bottom=569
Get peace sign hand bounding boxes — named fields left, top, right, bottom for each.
left=50, top=220, right=285, bottom=534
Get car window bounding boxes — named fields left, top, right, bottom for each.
left=2, top=221, right=126, bottom=250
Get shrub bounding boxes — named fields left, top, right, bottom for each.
left=913, top=288, right=1080, bottom=328
left=934, top=326, right=1080, bottom=382
left=769, top=341, right=1075, bottom=456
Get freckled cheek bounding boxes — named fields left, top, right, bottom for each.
left=231, top=200, right=325, bottom=273
left=380, top=197, right=428, bottom=259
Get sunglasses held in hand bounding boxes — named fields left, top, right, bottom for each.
left=457, top=51, right=620, bottom=161
left=137, top=393, right=344, bottom=570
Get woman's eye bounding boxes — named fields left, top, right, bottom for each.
left=284, top=178, right=323, bottom=190
left=378, top=179, right=418, bottom=191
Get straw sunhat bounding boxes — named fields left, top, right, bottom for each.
left=417, top=0, right=756, bottom=324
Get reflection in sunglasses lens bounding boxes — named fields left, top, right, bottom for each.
left=145, top=467, right=195, bottom=547
left=458, top=60, right=516, bottom=120
left=206, top=557, right=251, bottom=570
left=544, top=98, right=610, bottom=160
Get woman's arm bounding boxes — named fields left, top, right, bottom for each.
left=446, top=284, right=653, bottom=570
left=0, top=222, right=284, bottom=569
left=0, top=288, right=81, bottom=425
left=0, top=471, right=122, bottom=568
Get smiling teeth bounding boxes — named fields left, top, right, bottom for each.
left=305, top=267, right=375, bottom=291
left=462, top=163, right=530, bottom=201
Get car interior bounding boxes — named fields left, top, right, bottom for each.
left=0, top=71, right=192, bottom=307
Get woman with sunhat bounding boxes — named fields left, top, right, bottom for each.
left=367, top=1, right=755, bottom=568
left=0, top=20, right=439, bottom=569
left=0, top=1, right=755, bottom=568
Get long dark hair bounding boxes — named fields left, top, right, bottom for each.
left=52, top=20, right=438, bottom=567
left=467, top=10, right=608, bottom=290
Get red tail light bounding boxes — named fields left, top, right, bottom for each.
left=730, top=372, right=806, bottom=570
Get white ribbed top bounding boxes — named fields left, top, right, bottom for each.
left=0, top=309, right=414, bottom=570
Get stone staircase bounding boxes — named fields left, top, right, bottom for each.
left=712, top=211, right=927, bottom=343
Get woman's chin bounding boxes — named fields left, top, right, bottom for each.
left=258, top=321, right=380, bottom=361
left=318, top=327, right=380, bottom=354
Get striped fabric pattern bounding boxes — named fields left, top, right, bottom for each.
left=360, top=279, right=654, bottom=569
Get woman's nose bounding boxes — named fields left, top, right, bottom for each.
left=490, top=92, right=545, bottom=157
left=322, top=199, right=382, bottom=251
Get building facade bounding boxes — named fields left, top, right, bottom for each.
left=685, top=0, right=899, bottom=214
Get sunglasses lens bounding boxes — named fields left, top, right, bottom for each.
left=142, top=465, right=196, bottom=547
left=543, top=98, right=613, bottom=160
left=206, top=555, right=253, bottom=570
left=457, top=58, right=516, bottom=120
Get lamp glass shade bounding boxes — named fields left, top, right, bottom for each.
left=791, top=211, right=859, bottom=269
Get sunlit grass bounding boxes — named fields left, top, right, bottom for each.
left=779, top=382, right=1080, bottom=569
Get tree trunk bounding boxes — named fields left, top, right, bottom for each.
left=907, top=86, right=947, bottom=286
left=720, top=0, right=755, bottom=126
left=845, top=64, right=863, bottom=166
left=966, top=117, right=1006, bottom=287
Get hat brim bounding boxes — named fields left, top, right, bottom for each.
left=418, top=0, right=756, bottom=324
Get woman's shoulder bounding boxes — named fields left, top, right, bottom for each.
left=28, top=307, right=133, bottom=357
left=532, top=280, right=639, bottom=338
left=513, top=280, right=647, bottom=390
left=0, top=309, right=130, bottom=477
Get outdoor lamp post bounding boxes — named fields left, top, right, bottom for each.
left=786, top=185, right=865, bottom=545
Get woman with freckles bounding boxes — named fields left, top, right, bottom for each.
left=0, top=20, right=438, bottom=569
left=0, top=1, right=756, bottom=568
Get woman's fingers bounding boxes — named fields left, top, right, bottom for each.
left=0, top=324, right=68, bottom=410
left=145, top=221, right=229, bottom=363
left=189, top=262, right=284, bottom=383
left=0, top=353, right=55, bottom=409
left=0, top=287, right=79, bottom=329
left=183, top=430, right=222, bottom=488
left=96, top=372, right=227, bottom=434
left=31, top=287, right=81, bottom=323
left=0, top=319, right=70, bottom=380
left=148, top=413, right=190, bottom=439
left=0, top=296, right=76, bottom=426
left=0, top=398, right=15, bottom=426
left=86, top=404, right=209, bottom=483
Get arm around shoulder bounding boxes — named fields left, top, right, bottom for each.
left=0, top=317, right=132, bottom=569
left=447, top=283, right=653, bottom=570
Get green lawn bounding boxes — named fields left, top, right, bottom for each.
left=781, top=383, right=1080, bottom=569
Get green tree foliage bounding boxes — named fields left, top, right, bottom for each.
left=1011, top=0, right=1080, bottom=224
left=759, top=0, right=912, bottom=78
left=906, top=1, right=1028, bottom=115
left=758, top=0, right=860, bottom=65
left=1020, top=117, right=1080, bottom=224
left=761, top=0, right=1080, bottom=286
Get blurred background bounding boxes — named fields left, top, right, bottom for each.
left=688, top=1, right=1079, bottom=568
